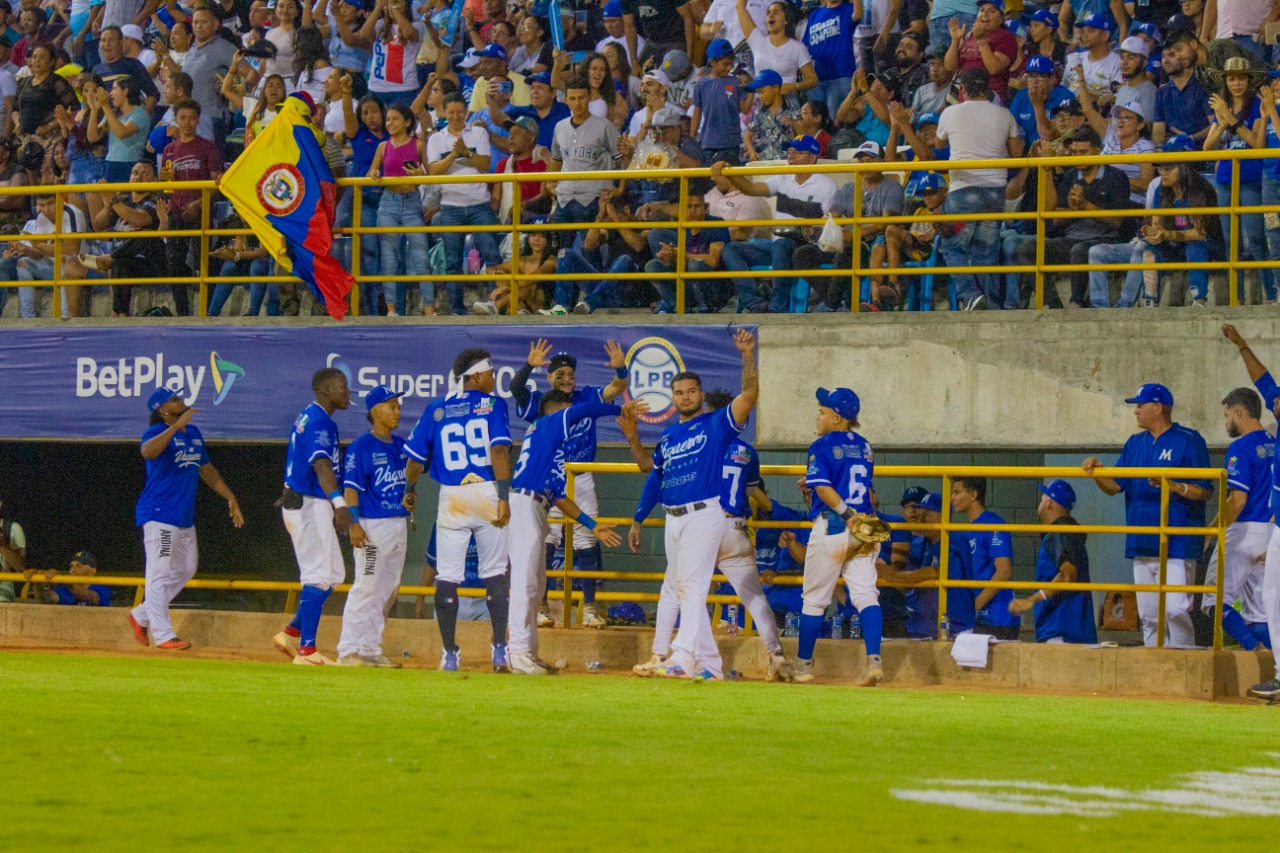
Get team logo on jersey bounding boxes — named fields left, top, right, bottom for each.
left=1159, top=449, right=1173, bottom=461
left=625, top=337, right=685, bottom=424
left=1260, top=446, right=1271, bottom=459
left=209, top=352, right=245, bottom=405
left=433, top=408, right=444, bottom=421
left=833, top=446, right=844, bottom=460
left=729, top=447, right=750, bottom=464
left=256, top=163, right=305, bottom=217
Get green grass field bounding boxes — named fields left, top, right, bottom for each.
left=4, top=652, right=1277, bottom=852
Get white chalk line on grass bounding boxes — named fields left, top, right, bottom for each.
left=892, top=765, right=1280, bottom=817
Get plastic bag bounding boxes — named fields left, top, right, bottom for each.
left=631, top=134, right=678, bottom=177
left=817, top=213, right=843, bottom=253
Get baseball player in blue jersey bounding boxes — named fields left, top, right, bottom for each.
left=128, top=387, right=243, bottom=651
left=628, top=329, right=759, bottom=681
left=508, top=391, right=640, bottom=674
left=512, top=338, right=629, bottom=629
left=793, top=387, right=884, bottom=686
left=404, top=348, right=513, bottom=672
left=871, top=487, right=913, bottom=637
left=620, top=390, right=792, bottom=682
left=334, top=385, right=410, bottom=668
left=877, top=492, right=943, bottom=639
left=274, top=368, right=352, bottom=666
left=1007, top=480, right=1097, bottom=644
left=1083, top=382, right=1211, bottom=648
left=1199, top=387, right=1275, bottom=651
left=950, top=477, right=1018, bottom=640
left=1221, top=325, right=1280, bottom=698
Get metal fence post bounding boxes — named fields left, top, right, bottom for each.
left=509, top=181, right=522, bottom=316
left=52, top=189, right=62, bottom=317
left=1156, top=477, right=1169, bottom=649
left=1035, top=165, right=1047, bottom=309
left=676, top=175, right=687, bottom=315
left=1213, top=471, right=1226, bottom=651
left=937, top=473, right=951, bottom=639
left=1229, top=158, right=1240, bottom=306
left=563, top=466, right=575, bottom=627
left=851, top=169, right=863, bottom=312
left=198, top=187, right=210, bottom=317
left=351, top=186, right=362, bottom=317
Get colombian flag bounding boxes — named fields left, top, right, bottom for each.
left=221, top=94, right=352, bottom=321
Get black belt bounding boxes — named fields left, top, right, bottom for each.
left=512, top=487, right=551, bottom=509
left=665, top=501, right=707, bottom=517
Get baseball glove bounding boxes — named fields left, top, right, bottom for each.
left=850, top=514, right=892, bottom=548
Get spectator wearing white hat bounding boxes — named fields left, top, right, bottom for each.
left=627, top=67, right=670, bottom=136
left=119, top=24, right=157, bottom=77
left=1081, top=36, right=1156, bottom=152
left=1096, top=97, right=1156, bottom=205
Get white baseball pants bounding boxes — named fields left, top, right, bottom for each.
left=665, top=502, right=726, bottom=676
left=802, top=522, right=879, bottom=616
left=435, top=481, right=509, bottom=584
left=509, top=493, right=551, bottom=657
left=1203, top=521, right=1270, bottom=621
left=337, top=516, right=408, bottom=658
left=545, top=472, right=598, bottom=550
left=132, top=522, right=198, bottom=644
left=283, top=496, right=346, bottom=589
left=1133, top=557, right=1194, bottom=647
left=1264, top=526, right=1280, bottom=678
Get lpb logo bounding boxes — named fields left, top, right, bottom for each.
left=625, top=337, right=684, bottom=424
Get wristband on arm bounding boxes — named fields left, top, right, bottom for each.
left=329, top=489, right=347, bottom=510
left=576, top=514, right=597, bottom=530
left=495, top=479, right=510, bottom=500
left=615, top=367, right=628, bottom=379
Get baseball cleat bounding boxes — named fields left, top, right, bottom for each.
left=653, top=662, right=691, bottom=679
left=273, top=631, right=299, bottom=659
left=582, top=604, right=606, bottom=629
left=766, top=653, right=793, bottom=683
left=336, top=654, right=371, bottom=667
left=691, top=669, right=722, bottom=682
left=1248, top=678, right=1280, bottom=700
left=492, top=643, right=511, bottom=673
left=360, top=654, right=402, bottom=669
left=156, top=638, right=192, bottom=650
left=632, top=654, right=666, bottom=677
left=791, top=658, right=815, bottom=683
left=440, top=648, right=460, bottom=672
left=856, top=667, right=884, bottom=687
left=127, top=613, right=149, bottom=646
left=537, top=604, right=553, bottom=628
left=510, top=652, right=551, bottom=675
left=293, top=650, right=334, bottom=666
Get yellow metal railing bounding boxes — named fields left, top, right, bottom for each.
left=5, top=147, right=1276, bottom=317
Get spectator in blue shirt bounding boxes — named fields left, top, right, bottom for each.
left=31, top=550, right=111, bottom=607
left=802, top=0, right=857, bottom=118
left=1007, top=480, right=1098, bottom=645
left=1009, top=55, right=1074, bottom=145
left=1152, top=30, right=1211, bottom=145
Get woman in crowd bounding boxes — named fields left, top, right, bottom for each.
left=58, top=74, right=105, bottom=187
left=472, top=230, right=556, bottom=315
left=240, top=74, right=288, bottom=146
left=1098, top=100, right=1155, bottom=206
left=410, top=74, right=458, bottom=131
left=292, top=25, right=334, bottom=104
left=361, top=0, right=425, bottom=107
left=600, top=41, right=641, bottom=112
left=87, top=77, right=150, bottom=185
left=367, top=103, right=429, bottom=316
left=12, top=44, right=78, bottom=152
left=260, top=0, right=306, bottom=82
left=792, top=99, right=835, bottom=158
left=510, top=14, right=551, bottom=74
left=739, top=0, right=816, bottom=107
left=336, top=73, right=389, bottom=315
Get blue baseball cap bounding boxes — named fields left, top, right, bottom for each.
left=919, top=492, right=943, bottom=513
left=900, top=486, right=929, bottom=507
left=706, top=38, right=734, bottom=60
left=744, top=68, right=782, bottom=90
left=1125, top=383, right=1174, bottom=406
left=1269, top=69, right=1280, bottom=80
left=365, top=383, right=404, bottom=411
left=147, top=386, right=185, bottom=412
left=977, top=0, right=1003, bottom=11
left=1163, top=134, right=1196, bottom=153
left=528, top=70, right=552, bottom=86
left=607, top=602, right=647, bottom=624
left=1037, top=479, right=1077, bottom=510
left=1131, top=21, right=1160, bottom=39
left=816, top=387, right=860, bottom=422
left=1029, top=9, right=1058, bottom=27
left=476, top=43, right=508, bottom=61
left=1078, top=13, right=1115, bottom=31
left=917, top=172, right=946, bottom=192
left=786, top=134, right=821, bottom=155
left=914, top=111, right=940, bottom=127
left=603, top=0, right=622, bottom=16
left=1007, top=18, right=1026, bottom=38
left=1025, top=55, right=1054, bottom=75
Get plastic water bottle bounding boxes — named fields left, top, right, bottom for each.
left=850, top=612, right=861, bottom=640
left=466, top=248, right=481, bottom=274
left=725, top=604, right=740, bottom=635
left=401, top=649, right=410, bottom=659
left=783, top=612, right=799, bottom=638
left=939, top=616, right=951, bottom=638
left=587, top=661, right=603, bottom=671
left=829, top=616, right=844, bottom=640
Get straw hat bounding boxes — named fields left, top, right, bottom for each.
left=1207, top=56, right=1270, bottom=87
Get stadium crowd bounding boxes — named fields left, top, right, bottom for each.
left=0, top=0, right=1277, bottom=318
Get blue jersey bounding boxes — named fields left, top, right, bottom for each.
left=905, top=535, right=940, bottom=639
left=721, top=438, right=762, bottom=518
left=804, top=430, right=875, bottom=530
left=967, top=509, right=1017, bottom=628
left=947, top=532, right=976, bottom=633
left=1033, top=517, right=1096, bottom=644
left=1225, top=428, right=1275, bottom=525
left=513, top=402, right=619, bottom=499
left=1114, top=423, right=1212, bottom=559
left=877, top=511, right=911, bottom=564
left=756, top=500, right=807, bottom=573
left=285, top=402, right=340, bottom=498
left=516, top=385, right=606, bottom=464
left=803, top=2, right=856, bottom=79
left=136, top=423, right=208, bottom=528
left=54, top=583, right=111, bottom=606
left=635, top=406, right=746, bottom=519
left=427, top=525, right=482, bottom=588
left=343, top=432, right=410, bottom=519
left=406, top=390, right=513, bottom=486
left=876, top=510, right=912, bottom=627
left=1255, top=372, right=1280, bottom=525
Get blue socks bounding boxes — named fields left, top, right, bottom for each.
left=575, top=546, right=599, bottom=604
left=297, top=585, right=332, bottom=651
left=860, top=605, right=883, bottom=657
left=1248, top=621, right=1273, bottom=650
left=1215, top=606, right=1258, bottom=651
left=797, top=613, right=824, bottom=660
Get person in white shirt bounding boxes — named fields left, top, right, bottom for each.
left=598, top=0, right=645, bottom=66
left=1063, top=14, right=1122, bottom=106
left=701, top=0, right=765, bottom=51
left=740, top=0, right=816, bottom=105
left=934, top=67, right=1023, bottom=311
left=7, top=192, right=85, bottom=318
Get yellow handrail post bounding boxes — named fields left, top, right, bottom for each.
left=1156, top=477, right=1169, bottom=648
left=851, top=169, right=863, bottom=312
left=563, top=466, right=575, bottom=627
left=1034, top=165, right=1047, bottom=309
left=509, top=179, right=521, bottom=316
left=937, top=473, right=951, bottom=638
left=351, top=187, right=362, bottom=317
left=1213, top=471, right=1226, bottom=651
left=198, top=187, right=210, bottom=317
left=52, top=189, right=62, bottom=318
left=676, top=174, right=687, bottom=315
left=1229, top=158, right=1240, bottom=306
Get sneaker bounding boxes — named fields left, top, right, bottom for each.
left=337, top=653, right=371, bottom=667
left=510, top=651, right=551, bottom=675
left=127, top=613, right=149, bottom=646
left=582, top=604, right=606, bottom=629
left=792, top=657, right=815, bottom=684
left=272, top=631, right=299, bottom=659
left=572, top=301, right=591, bottom=314
left=518, top=308, right=532, bottom=314
left=440, top=648, right=460, bottom=672
left=360, top=654, right=403, bottom=669
left=633, top=654, right=666, bottom=677
left=1248, top=678, right=1280, bottom=700
left=1142, top=296, right=1157, bottom=308
left=812, top=303, right=834, bottom=313
left=691, top=669, right=722, bottom=682
left=653, top=662, right=691, bottom=679
left=963, top=293, right=985, bottom=311
left=156, top=638, right=192, bottom=650
left=548, top=304, right=569, bottom=316
left=537, top=604, right=553, bottom=628
left=857, top=655, right=884, bottom=687
left=766, top=653, right=793, bottom=683
left=471, top=300, right=498, bottom=315
left=1191, top=298, right=1207, bottom=307
left=293, top=650, right=334, bottom=665
left=492, top=642, right=511, bottom=673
